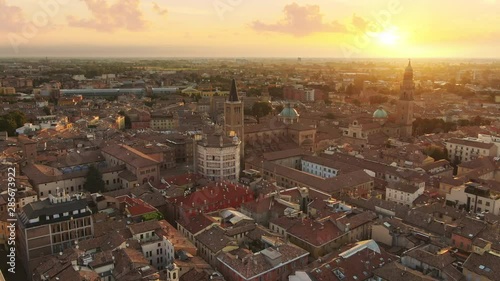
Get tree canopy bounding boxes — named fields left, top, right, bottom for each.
left=413, top=118, right=457, bottom=136
left=83, top=165, right=106, bottom=193
left=0, top=111, right=27, bottom=136
left=251, top=102, right=273, bottom=123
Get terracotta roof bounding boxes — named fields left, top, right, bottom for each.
left=117, top=195, right=158, bottom=217
left=128, top=219, right=161, bottom=235
left=217, top=243, right=308, bottom=280
left=195, top=225, right=235, bottom=253
left=463, top=252, right=500, bottom=280
left=288, top=218, right=343, bottom=247
left=101, top=143, right=160, bottom=168
left=178, top=213, right=218, bottom=235
left=373, top=262, right=436, bottom=281
left=306, top=240, right=396, bottom=281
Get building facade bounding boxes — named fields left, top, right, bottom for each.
left=17, top=193, right=94, bottom=273
left=445, top=138, right=498, bottom=163
left=195, top=134, right=241, bottom=181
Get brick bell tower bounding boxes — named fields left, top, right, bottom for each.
left=224, top=79, right=244, bottom=156
left=397, top=59, right=415, bottom=138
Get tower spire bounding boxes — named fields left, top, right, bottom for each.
left=228, top=79, right=239, bottom=102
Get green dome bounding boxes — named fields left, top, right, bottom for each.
left=373, top=107, right=388, bottom=118
left=279, top=106, right=299, bottom=117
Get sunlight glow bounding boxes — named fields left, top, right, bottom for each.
left=377, top=29, right=400, bottom=45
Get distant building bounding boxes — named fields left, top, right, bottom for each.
left=150, top=111, right=177, bottom=130
left=342, top=61, right=416, bottom=142
left=0, top=87, right=16, bottom=95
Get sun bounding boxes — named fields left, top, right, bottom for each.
left=377, top=28, right=400, bottom=45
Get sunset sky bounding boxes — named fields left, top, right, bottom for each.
left=0, top=0, right=499, bottom=58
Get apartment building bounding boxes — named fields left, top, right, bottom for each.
left=17, top=192, right=94, bottom=273
left=445, top=138, right=498, bottom=163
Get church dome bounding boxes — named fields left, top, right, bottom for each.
left=279, top=104, right=299, bottom=117
left=373, top=107, right=388, bottom=118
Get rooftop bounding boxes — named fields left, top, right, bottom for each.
left=217, top=243, right=308, bottom=280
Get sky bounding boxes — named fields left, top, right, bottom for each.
left=0, top=0, right=499, bottom=58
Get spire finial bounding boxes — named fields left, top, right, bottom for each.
left=228, top=79, right=239, bottom=102
left=408, top=58, right=411, bottom=66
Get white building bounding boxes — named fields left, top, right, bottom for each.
left=446, top=182, right=500, bottom=215
left=305, top=89, right=315, bottom=102
left=477, top=134, right=500, bottom=156
left=195, top=133, right=241, bottom=181
left=129, top=220, right=175, bottom=271
left=16, top=123, right=40, bottom=135
left=300, top=157, right=339, bottom=178
left=445, top=138, right=498, bottom=163
left=385, top=183, right=424, bottom=207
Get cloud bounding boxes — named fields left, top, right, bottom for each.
left=67, top=0, right=147, bottom=32
left=0, top=0, right=25, bottom=32
left=351, top=14, right=368, bottom=31
left=250, top=3, right=347, bottom=37
left=152, top=2, right=168, bottom=16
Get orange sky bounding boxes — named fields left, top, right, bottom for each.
left=0, top=0, right=499, bottom=58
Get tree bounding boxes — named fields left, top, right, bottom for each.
left=246, top=88, right=261, bottom=97
left=6, top=111, right=27, bottom=128
left=252, top=102, right=272, bottom=123
left=142, top=212, right=164, bottom=221
left=424, top=145, right=448, bottom=161
left=346, top=84, right=356, bottom=96
left=83, top=165, right=105, bottom=193
left=369, top=95, right=389, bottom=105
left=0, top=116, right=17, bottom=136
left=325, top=113, right=336, bottom=119
left=269, top=87, right=284, bottom=99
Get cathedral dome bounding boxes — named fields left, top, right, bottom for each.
left=279, top=104, right=299, bottom=117
left=373, top=107, right=388, bottom=118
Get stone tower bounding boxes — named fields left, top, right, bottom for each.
left=397, top=60, right=415, bottom=138
left=224, top=79, right=244, bottom=156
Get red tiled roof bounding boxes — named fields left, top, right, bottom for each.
left=166, top=181, right=253, bottom=209
left=117, top=195, right=157, bottom=217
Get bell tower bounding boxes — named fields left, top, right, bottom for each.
left=224, top=79, right=244, bottom=156
left=397, top=59, right=415, bottom=138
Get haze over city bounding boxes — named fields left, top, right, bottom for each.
left=1, top=0, right=499, bottom=58
left=1, top=1, right=500, bottom=281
